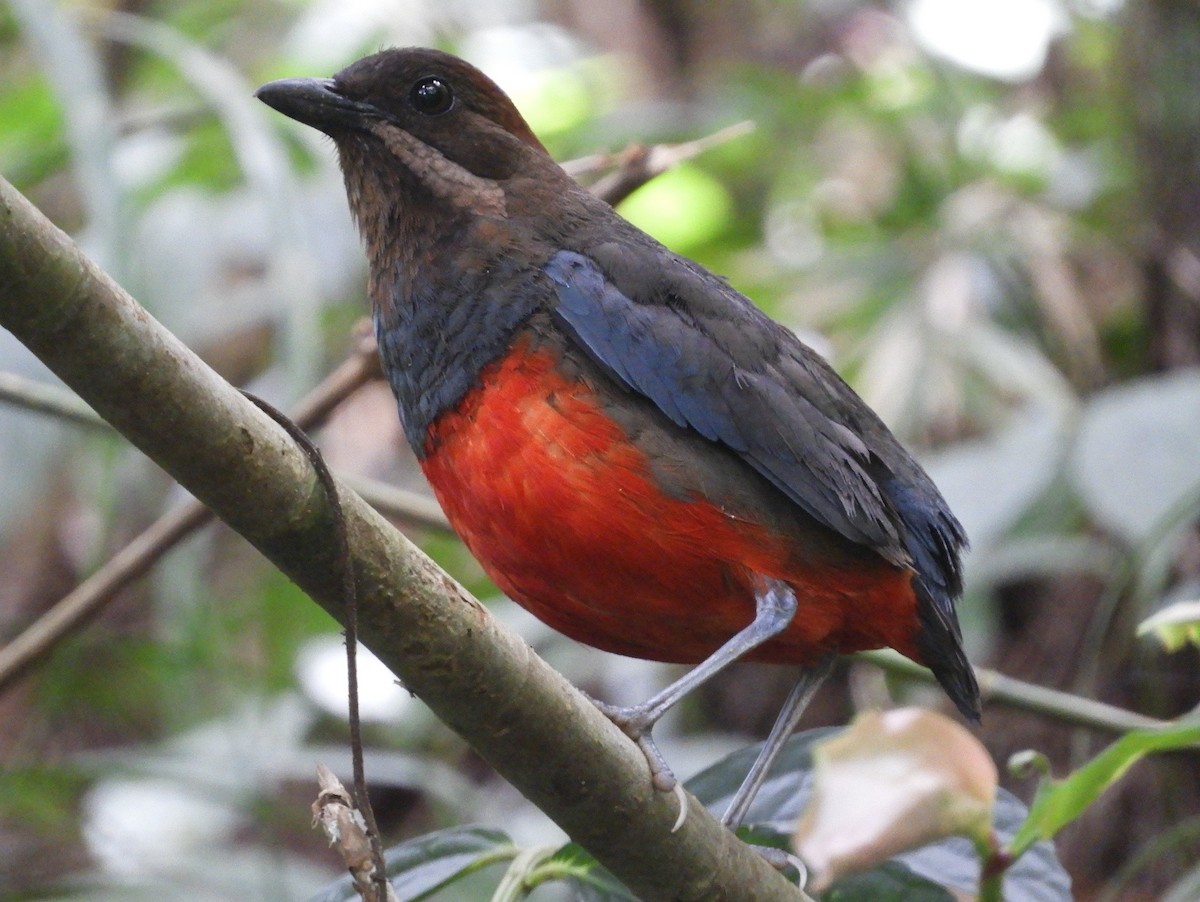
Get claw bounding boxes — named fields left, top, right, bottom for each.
left=670, top=783, right=689, bottom=832
left=756, top=846, right=795, bottom=871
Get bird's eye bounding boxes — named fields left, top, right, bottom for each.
left=409, top=76, right=454, bottom=115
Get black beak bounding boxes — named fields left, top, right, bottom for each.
left=255, top=77, right=376, bottom=133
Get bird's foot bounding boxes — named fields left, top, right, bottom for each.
left=583, top=697, right=690, bottom=825
left=594, top=700, right=691, bottom=832
left=590, top=698, right=679, bottom=792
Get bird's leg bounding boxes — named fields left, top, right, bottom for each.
left=595, top=576, right=798, bottom=792
left=720, top=654, right=835, bottom=830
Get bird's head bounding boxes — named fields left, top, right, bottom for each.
left=257, top=48, right=556, bottom=249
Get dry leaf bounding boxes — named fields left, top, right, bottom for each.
left=793, top=708, right=997, bottom=891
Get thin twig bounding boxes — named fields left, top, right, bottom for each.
left=345, top=476, right=449, bottom=532
left=0, top=371, right=113, bottom=431
left=0, top=345, right=447, bottom=534
left=0, top=498, right=211, bottom=690
left=568, top=120, right=756, bottom=207
left=859, top=650, right=1168, bottom=735
left=0, top=344, right=379, bottom=693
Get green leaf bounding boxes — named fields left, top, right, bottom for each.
left=686, top=728, right=1071, bottom=901
left=1009, top=721, right=1200, bottom=858
left=550, top=843, right=640, bottom=901
left=1138, top=599, right=1200, bottom=653
left=927, top=406, right=1068, bottom=550
left=0, top=76, right=66, bottom=186
left=491, top=845, right=561, bottom=902
left=309, top=825, right=517, bottom=902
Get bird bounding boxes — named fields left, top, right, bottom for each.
left=256, top=47, right=980, bottom=828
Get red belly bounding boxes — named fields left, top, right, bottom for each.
left=420, top=341, right=922, bottom=666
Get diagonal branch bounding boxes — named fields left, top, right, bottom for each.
left=0, top=176, right=803, bottom=900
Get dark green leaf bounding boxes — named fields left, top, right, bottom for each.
left=821, top=861, right=955, bottom=901
left=309, top=825, right=516, bottom=902
left=551, top=843, right=639, bottom=901
left=687, top=727, right=836, bottom=832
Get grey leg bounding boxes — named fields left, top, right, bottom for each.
left=721, top=655, right=835, bottom=829
left=596, top=577, right=799, bottom=792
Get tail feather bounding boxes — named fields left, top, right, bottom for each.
left=885, top=477, right=981, bottom=721
left=914, top=580, right=981, bottom=722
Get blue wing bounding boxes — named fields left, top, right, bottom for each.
left=545, top=246, right=914, bottom=560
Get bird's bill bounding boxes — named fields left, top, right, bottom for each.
left=255, top=77, right=375, bottom=134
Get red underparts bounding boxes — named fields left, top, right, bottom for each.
left=420, top=341, right=923, bottom=667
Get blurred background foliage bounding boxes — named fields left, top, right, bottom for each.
left=0, top=0, right=1198, bottom=899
